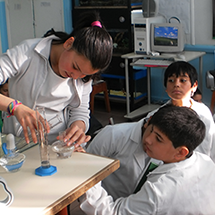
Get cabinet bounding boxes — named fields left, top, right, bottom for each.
left=5, top=0, right=65, bottom=48
left=72, top=0, right=147, bottom=111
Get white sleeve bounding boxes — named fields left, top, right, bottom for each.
left=86, top=125, right=117, bottom=157
left=80, top=182, right=115, bottom=215
left=65, top=80, right=92, bottom=133
left=79, top=182, right=157, bottom=215
left=193, top=103, right=215, bottom=162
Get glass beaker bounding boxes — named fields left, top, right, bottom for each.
left=52, top=131, right=75, bottom=159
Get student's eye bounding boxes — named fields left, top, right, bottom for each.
left=168, top=78, right=174, bottom=83
left=156, top=136, right=162, bottom=142
left=72, top=64, right=78, bottom=70
left=180, top=79, right=187, bottom=83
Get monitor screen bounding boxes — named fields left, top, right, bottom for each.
left=150, top=23, right=185, bottom=53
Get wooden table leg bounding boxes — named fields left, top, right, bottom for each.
left=56, top=207, right=68, bottom=215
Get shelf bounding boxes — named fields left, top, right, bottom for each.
left=72, top=0, right=143, bottom=110
left=95, top=92, right=147, bottom=102
left=74, top=6, right=128, bottom=9
left=124, top=104, right=161, bottom=119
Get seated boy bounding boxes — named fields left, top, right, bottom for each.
left=86, top=117, right=152, bottom=200
left=80, top=105, right=215, bottom=214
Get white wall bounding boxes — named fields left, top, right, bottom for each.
left=5, top=0, right=34, bottom=48
left=157, top=0, right=215, bottom=46
left=194, top=0, right=214, bottom=45
left=5, top=0, right=65, bottom=48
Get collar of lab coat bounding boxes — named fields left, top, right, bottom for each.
left=130, top=119, right=148, bottom=170
left=34, top=35, right=86, bottom=108
left=34, top=35, right=58, bottom=60
left=148, top=152, right=198, bottom=178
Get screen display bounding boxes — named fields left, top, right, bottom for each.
left=154, top=26, right=178, bottom=46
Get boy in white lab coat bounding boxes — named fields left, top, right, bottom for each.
left=84, top=61, right=215, bottom=201
left=79, top=105, right=215, bottom=215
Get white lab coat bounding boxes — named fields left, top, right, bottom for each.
left=146, top=99, right=215, bottom=162
left=0, top=35, right=91, bottom=142
left=87, top=102, right=215, bottom=200
left=80, top=152, right=215, bottom=215
left=87, top=119, right=151, bottom=200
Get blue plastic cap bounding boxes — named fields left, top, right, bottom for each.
left=35, top=165, right=57, bottom=177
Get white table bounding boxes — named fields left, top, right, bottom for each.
left=121, top=51, right=206, bottom=119
left=0, top=145, right=120, bottom=215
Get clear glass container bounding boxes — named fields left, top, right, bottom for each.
left=52, top=131, right=75, bottom=159
left=0, top=134, right=25, bottom=172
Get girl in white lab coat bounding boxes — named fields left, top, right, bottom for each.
left=0, top=11, right=113, bottom=146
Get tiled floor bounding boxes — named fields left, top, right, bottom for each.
left=92, top=98, right=129, bottom=126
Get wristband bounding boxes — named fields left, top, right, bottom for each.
left=7, top=100, right=22, bottom=117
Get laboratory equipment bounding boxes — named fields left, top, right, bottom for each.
left=52, top=131, right=75, bottom=159
left=0, top=176, right=13, bottom=207
left=0, top=134, right=25, bottom=172
left=35, top=107, right=57, bottom=176
left=15, top=114, right=63, bottom=153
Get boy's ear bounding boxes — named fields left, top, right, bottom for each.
left=192, top=81, right=198, bottom=93
left=175, top=146, right=189, bottom=160
left=63, top=37, right=74, bottom=50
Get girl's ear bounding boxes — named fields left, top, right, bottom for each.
left=63, top=37, right=74, bottom=50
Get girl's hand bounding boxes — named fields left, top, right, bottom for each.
left=57, top=120, right=91, bottom=148
left=74, top=146, right=86, bottom=153
left=14, top=104, right=49, bottom=143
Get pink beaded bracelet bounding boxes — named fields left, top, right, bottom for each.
left=7, top=100, right=22, bottom=117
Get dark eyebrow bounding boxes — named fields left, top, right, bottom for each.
left=180, top=74, right=188, bottom=77
left=152, top=125, right=164, bottom=141
left=170, top=73, right=188, bottom=77
left=179, top=72, right=189, bottom=77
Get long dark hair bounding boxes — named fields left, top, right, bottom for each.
left=43, top=11, right=113, bottom=83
